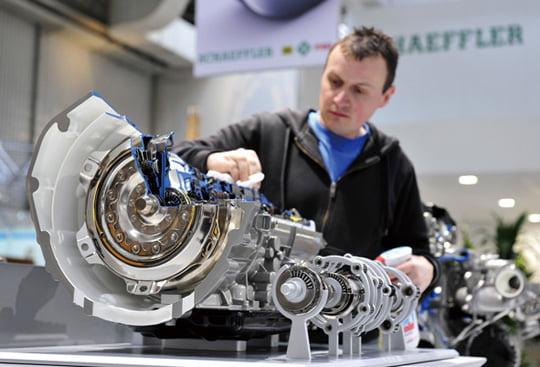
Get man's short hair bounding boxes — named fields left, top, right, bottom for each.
left=327, top=26, right=399, bottom=92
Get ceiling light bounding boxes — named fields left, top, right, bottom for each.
left=458, top=175, right=478, bottom=185
left=528, top=213, right=540, bottom=223
left=498, top=198, right=515, bottom=208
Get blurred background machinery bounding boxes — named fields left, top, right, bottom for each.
left=421, top=203, right=540, bottom=367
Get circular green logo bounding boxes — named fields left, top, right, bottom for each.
left=297, top=41, right=311, bottom=55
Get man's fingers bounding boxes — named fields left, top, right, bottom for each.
left=228, top=162, right=240, bottom=182
left=234, top=149, right=251, bottom=182
left=245, top=149, right=262, bottom=176
left=206, top=148, right=263, bottom=183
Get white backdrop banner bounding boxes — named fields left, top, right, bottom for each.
left=194, top=0, right=339, bottom=77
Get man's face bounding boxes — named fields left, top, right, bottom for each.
left=319, top=47, right=395, bottom=139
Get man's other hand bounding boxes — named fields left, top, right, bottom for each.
left=395, top=255, right=434, bottom=293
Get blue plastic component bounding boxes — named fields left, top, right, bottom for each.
left=130, top=132, right=272, bottom=208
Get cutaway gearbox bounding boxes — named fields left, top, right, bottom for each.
left=26, top=92, right=420, bottom=359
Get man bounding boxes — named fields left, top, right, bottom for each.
left=176, top=27, right=437, bottom=293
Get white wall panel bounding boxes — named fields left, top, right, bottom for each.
left=359, top=0, right=540, bottom=127
left=0, top=7, right=34, bottom=145
left=383, top=117, right=540, bottom=175
left=35, top=30, right=153, bottom=136
left=0, top=7, right=35, bottom=213
left=0, top=6, right=155, bottom=263
left=154, top=69, right=299, bottom=140
left=0, top=7, right=38, bottom=257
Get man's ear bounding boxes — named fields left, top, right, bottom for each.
left=380, top=85, right=396, bottom=108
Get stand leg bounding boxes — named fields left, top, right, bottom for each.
left=328, top=329, right=339, bottom=357
left=343, top=331, right=352, bottom=355
left=287, top=319, right=312, bottom=360
left=381, top=328, right=406, bottom=352
left=353, top=335, right=362, bottom=356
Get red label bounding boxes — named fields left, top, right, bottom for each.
left=403, top=321, right=415, bottom=333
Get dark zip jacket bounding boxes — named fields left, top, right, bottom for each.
left=174, top=108, right=432, bottom=261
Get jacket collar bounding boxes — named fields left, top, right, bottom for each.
left=292, top=113, right=399, bottom=170
left=295, top=121, right=325, bottom=166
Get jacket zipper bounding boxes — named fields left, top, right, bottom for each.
left=320, top=182, right=336, bottom=231
left=320, top=157, right=381, bottom=232
left=294, top=138, right=381, bottom=232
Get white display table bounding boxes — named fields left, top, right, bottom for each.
left=0, top=343, right=486, bottom=367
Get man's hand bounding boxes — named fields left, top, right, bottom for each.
left=394, top=255, right=434, bottom=293
left=207, top=148, right=263, bottom=188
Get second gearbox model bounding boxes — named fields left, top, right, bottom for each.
left=26, top=92, right=421, bottom=360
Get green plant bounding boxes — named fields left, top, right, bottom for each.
left=494, top=212, right=527, bottom=260
left=515, top=252, right=534, bottom=280
left=520, top=350, right=532, bottom=367
left=460, top=226, right=476, bottom=250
